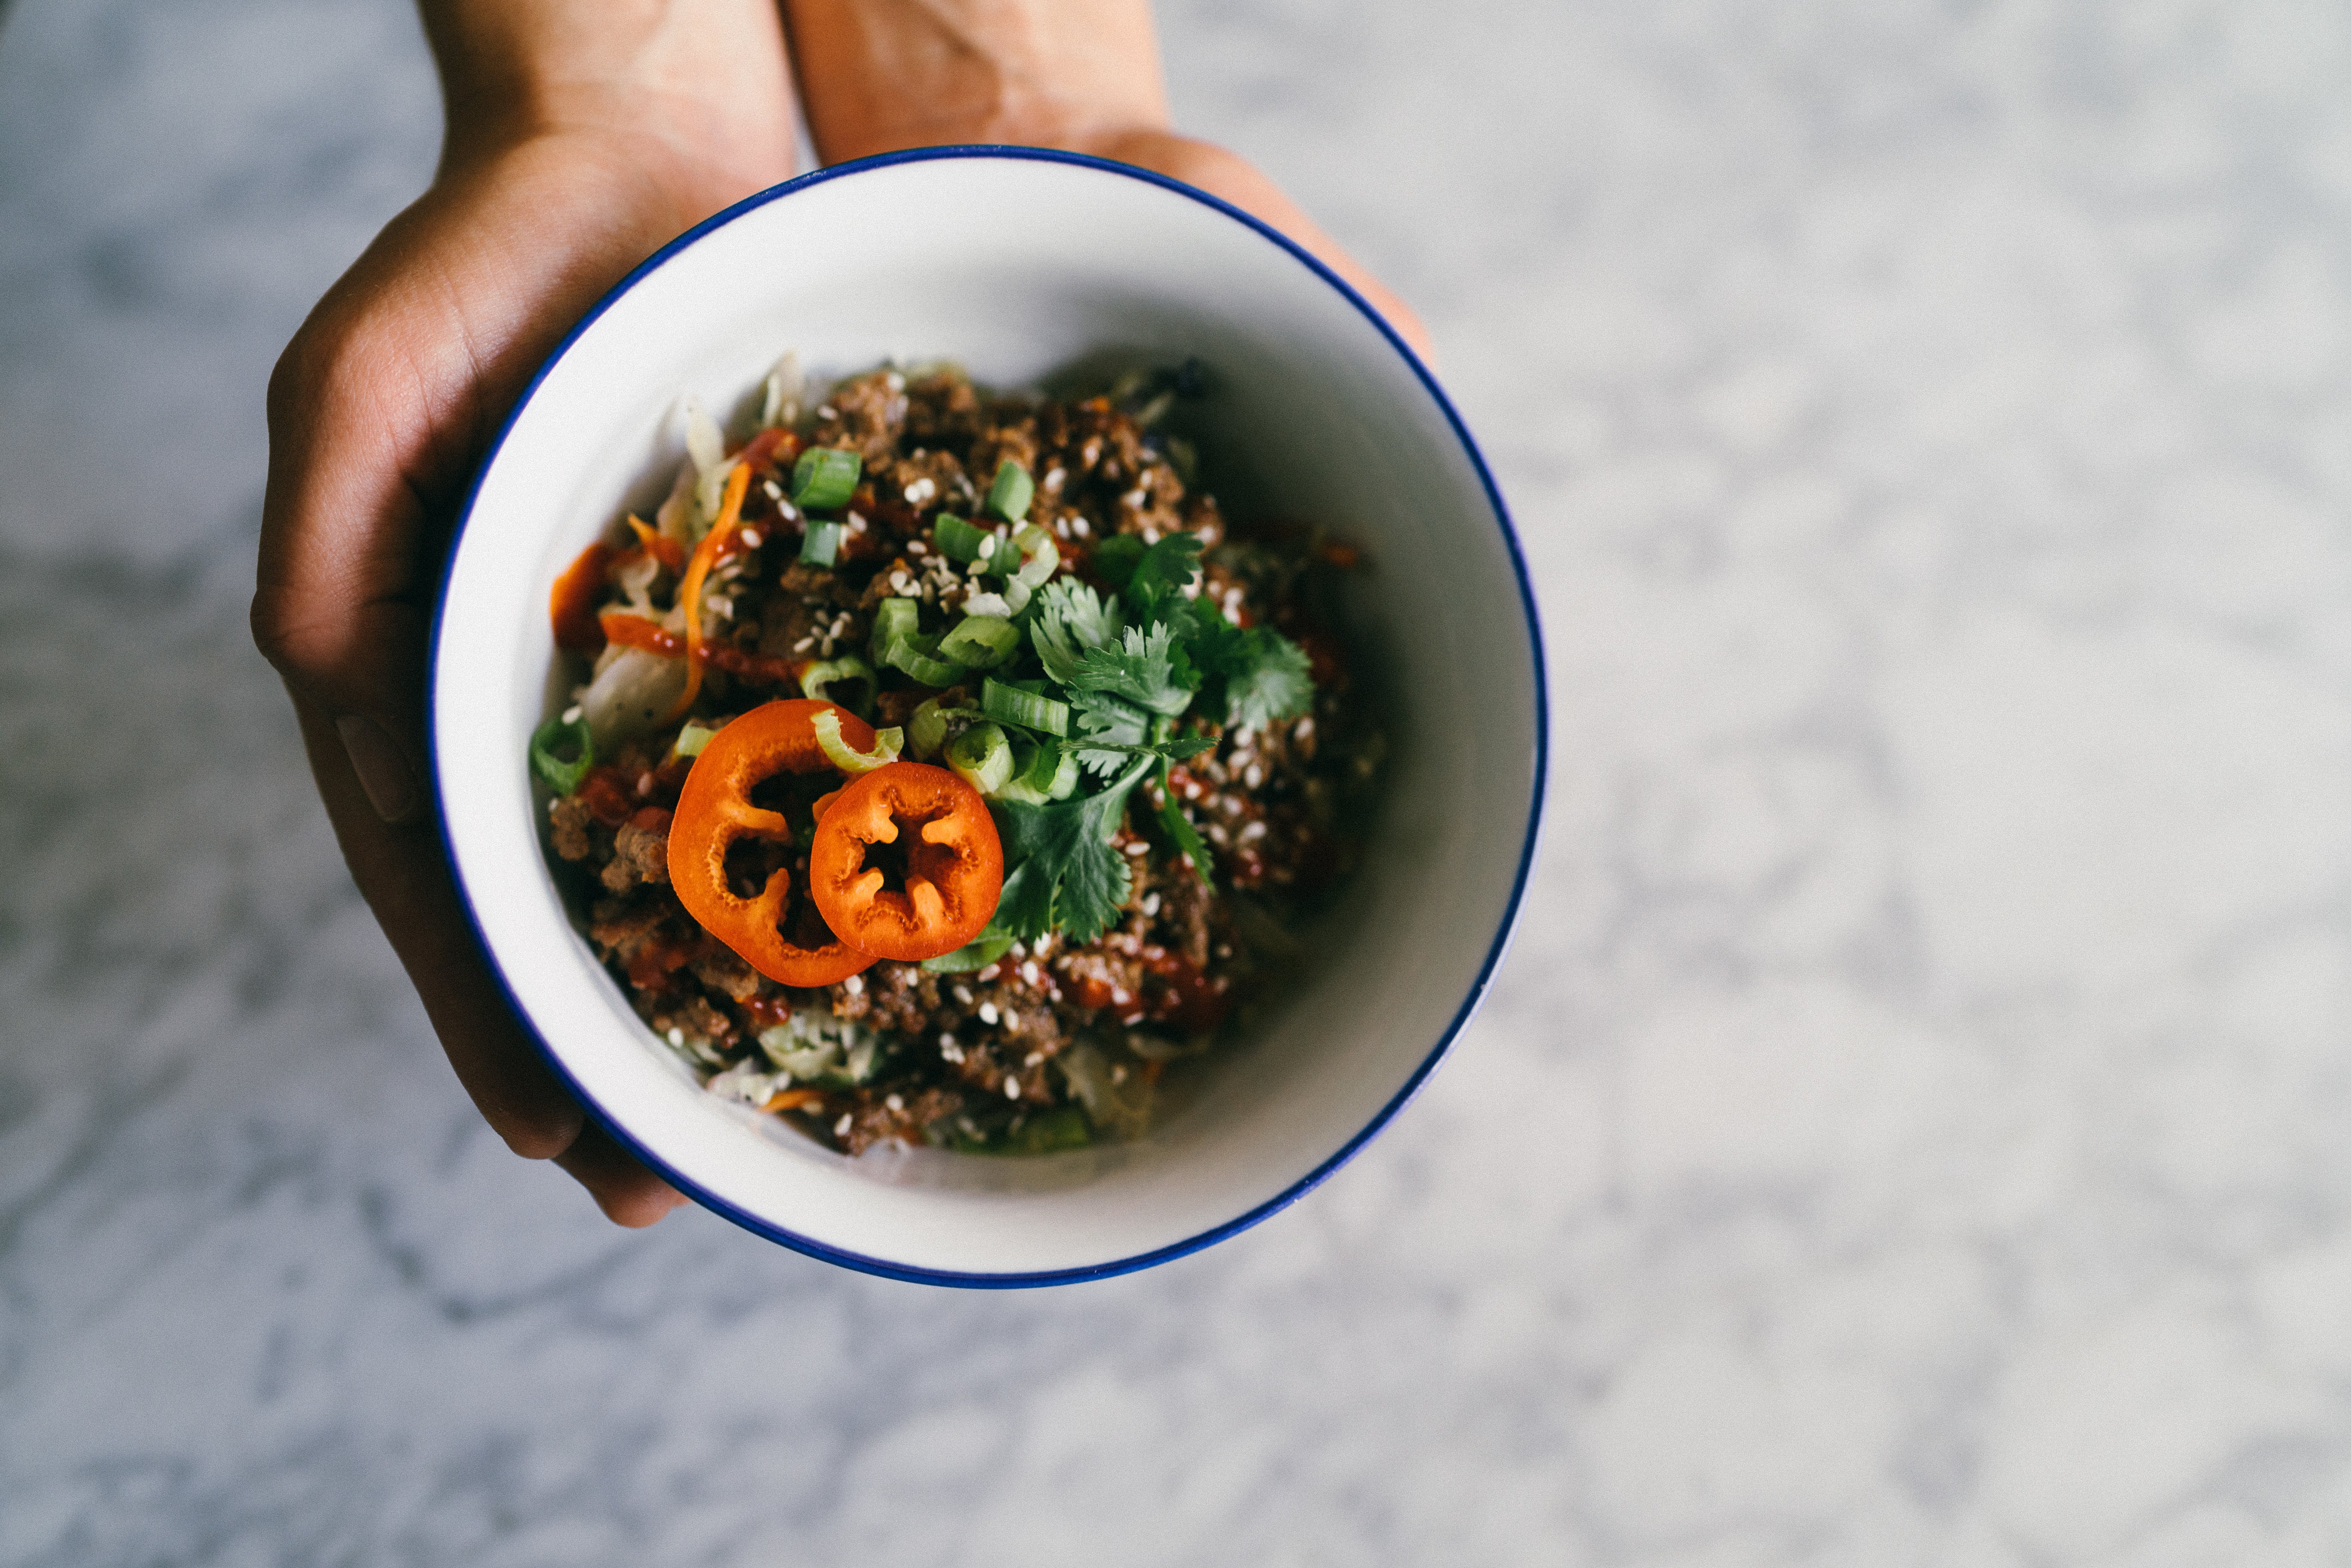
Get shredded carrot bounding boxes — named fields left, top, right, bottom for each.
left=663, top=462, right=751, bottom=725
left=763, top=1087, right=828, bottom=1113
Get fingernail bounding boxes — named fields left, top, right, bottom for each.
left=336, top=713, right=419, bottom=823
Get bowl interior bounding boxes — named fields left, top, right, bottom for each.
left=433, top=152, right=1542, bottom=1281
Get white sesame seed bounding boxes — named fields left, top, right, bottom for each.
left=1024, top=1051, right=1044, bottom=1068
left=764, top=480, right=784, bottom=501
left=1111, top=1063, right=1128, bottom=1084
left=817, top=404, right=837, bottom=419
left=1140, top=527, right=1160, bottom=544
left=1141, top=893, right=1161, bottom=916
left=977, top=535, right=996, bottom=559
left=1123, top=840, right=1148, bottom=856
left=1004, top=1079, right=1021, bottom=1100
left=560, top=704, right=582, bottom=724
left=1045, top=467, right=1066, bottom=492
left=904, top=478, right=936, bottom=505
left=978, top=1001, right=999, bottom=1025
left=636, top=772, right=654, bottom=795
left=1002, top=1010, right=1019, bottom=1030
left=954, top=985, right=974, bottom=1005
left=779, top=500, right=799, bottom=521
left=906, top=538, right=928, bottom=555
left=1071, top=517, right=1090, bottom=537
left=793, top=636, right=815, bottom=653
left=741, top=529, right=761, bottom=548
left=1240, top=821, right=1268, bottom=843
left=667, top=1028, right=684, bottom=1045
left=890, top=572, right=913, bottom=594
left=977, top=964, right=1001, bottom=981
left=1244, top=765, right=1264, bottom=789
left=885, top=1094, right=904, bottom=1112
left=942, top=1042, right=965, bottom=1063
left=939, top=1032, right=957, bottom=1049
left=1122, top=1012, right=1145, bottom=1025
left=834, top=1113, right=853, bottom=1136
left=842, top=974, right=863, bottom=996
left=1123, top=488, right=1146, bottom=509
left=1019, top=962, right=1041, bottom=986
left=1296, top=717, right=1315, bottom=738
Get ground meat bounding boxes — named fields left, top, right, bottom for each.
left=550, top=795, right=593, bottom=861
left=600, top=809, right=671, bottom=892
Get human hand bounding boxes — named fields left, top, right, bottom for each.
left=253, top=1, right=797, bottom=1225
left=782, top=0, right=1433, bottom=358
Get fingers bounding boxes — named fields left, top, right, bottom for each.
left=555, top=1121, right=689, bottom=1227
left=1078, top=131, right=1436, bottom=361
left=290, top=696, right=587, bottom=1161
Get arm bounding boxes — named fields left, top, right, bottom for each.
left=782, top=0, right=1431, bottom=356
left=253, top=0, right=798, bottom=1225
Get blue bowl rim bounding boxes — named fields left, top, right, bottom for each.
left=427, top=144, right=1549, bottom=1288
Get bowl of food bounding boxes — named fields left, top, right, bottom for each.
left=431, top=147, right=1544, bottom=1285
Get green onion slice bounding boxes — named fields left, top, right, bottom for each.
left=1008, top=523, right=1060, bottom=590
left=920, top=930, right=1017, bottom=975
left=886, top=632, right=965, bottom=688
left=946, top=721, right=1013, bottom=795
left=530, top=710, right=595, bottom=795
left=908, top=697, right=951, bottom=759
left=933, top=513, right=991, bottom=563
left=936, top=614, right=1019, bottom=669
left=986, top=458, right=1034, bottom=522
left=798, top=653, right=874, bottom=716
left=811, top=709, right=904, bottom=776
left=868, top=597, right=919, bottom=662
left=790, top=446, right=861, bottom=511
left=671, top=719, right=720, bottom=761
left=798, top=520, right=842, bottom=567
left=981, top=676, right=1069, bottom=737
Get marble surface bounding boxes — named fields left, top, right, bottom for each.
left=8, top=0, right=2351, bottom=1561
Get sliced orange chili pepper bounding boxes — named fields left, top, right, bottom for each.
left=807, top=762, right=1003, bottom=963
left=664, top=461, right=753, bottom=725
left=550, top=541, right=614, bottom=652
left=666, top=699, right=878, bottom=988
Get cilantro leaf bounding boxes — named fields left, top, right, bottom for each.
left=1056, top=621, right=1198, bottom=716
left=1069, top=689, right=1151, bottom=776
left=989, top=758, right=1154, bottom=943
left=1031, top=578, right=1123, bottom=686
left=1123, top=533, right=1203, bottom=627
left=1218, top=628, right=1315, bottom=730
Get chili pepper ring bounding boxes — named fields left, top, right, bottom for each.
left=808, top=762, right=1004, bottom=964
left=667, top=699, right=879, bottom=988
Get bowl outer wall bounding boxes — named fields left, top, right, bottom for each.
left=430, top=148, right=1546, bottom=1285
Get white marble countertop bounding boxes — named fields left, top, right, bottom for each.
left=8, top=0, right=2351, bottom=1561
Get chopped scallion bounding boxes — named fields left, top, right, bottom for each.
left=671, top=720, right=720, bottom=760
left=529, top=711, right=595, bottom=795
left=933, top=513, right=991, bottom=563
left=986, top=458, right=1033, bottom=522
left=981, top=676, right=1069, bottom=736
left=798, top=520, right=842, bottom=567
left=908, top=697, right=951, bottom=759
left=886, top=632, right=965, bottom=688
left=811, top=708, right=903, bottom=775
left=798, top=654, right=875, bottom=716
left=868, top=597, right=919, bottom=662
left=936, top=614, right=1019, bottom=669
left=946, top=720, right=1013, bottom=794
left=790, top=446, right=861, bottom=511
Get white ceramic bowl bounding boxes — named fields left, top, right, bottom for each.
left=431, top=149, right=1544, bottom=1285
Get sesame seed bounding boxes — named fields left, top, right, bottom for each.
left=977, top=964, right=1002, bottom=982
left=954, top=985, right=974, bottom=1005
left=1019, top=962, right=1041, bottom=986
left=1024, top=1051, right=1044, bottom=1068
left=834, top=1113, right=853, bottom=1136
left=1045, top=467, right=1066, bottom=492
left=978, top=1001, right=999, bottom=1025
left=741, top=529, right=761, bottom=548
left=1123, top=840, right=1148, bottom=856
left=817, top=404, right=837, bottom=419
left=779, top=500, right=799, bottom=521
left=1140, top=527, right=1160, bottom=544
left=1141, top=893, right=1161, bottom=916
left=793, top=636, right=815, bottom=653
left=1123, top=489, right=1146, bottom=509
left=1004, top=1080, right=1021, bottom=1100
left=1240, top=821, right=1268, bottom=843
left=977, top=535, right=996, bottom=559
left=842, top=974, right=863, bottom=996
left=904, top=478, right=936, bottom=505
left=636, top=772, right=654, bottom=795
left=885, top=1094, right=904, bottom=1112
left=939, top=1032, right=957, bottom=1049
left=1002, top=1010, right=1019, bottom=1030
left=906, top=538, right=928, bottom=555
left=560, top=704, right=582, bottom=724
left=763, top=480, right=784, bottom=501
left=1071, top=517, right=1090, bottom=537
left=890, top=572, right=913, bottom=594
left=667, top=1028, right=684, bottom=1045
left=1244, top=765, right=1264, bottom=789
left=1111, top=1063, right=1129, bottom=1084
left=1122, top=1012, right=1145, bottom=1025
